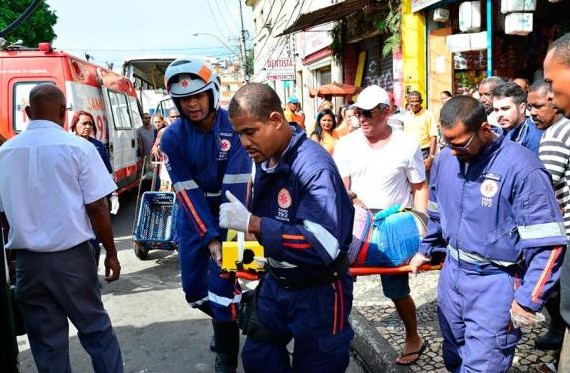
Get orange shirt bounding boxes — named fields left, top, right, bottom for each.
left=284, top=108, right=305, bottom=129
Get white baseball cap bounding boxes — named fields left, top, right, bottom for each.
left=353, top=85, right=390, bottom=110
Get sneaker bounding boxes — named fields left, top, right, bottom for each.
left=215, top=353, right=237, bottom=373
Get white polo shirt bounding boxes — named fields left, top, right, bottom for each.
left=0, top=120, right=117, bottom=252
left=334, top=128, right=426, bottom=210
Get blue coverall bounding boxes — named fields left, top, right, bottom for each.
left=241, top=125, right=355, bottom=373
left=161, top=109, right=251, bottom=321
left=504, top=117, right=543, bottom=154
left=420, top=135, right=567, bottom=372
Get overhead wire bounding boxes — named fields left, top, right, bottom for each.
left=206, top=0, right=229, bottom=41
left=213, top=0, right=236, bottom=36
left=221, top=0, right=240, bottom=30
left=252, top=0, right=277, bottom=40
left=251, top=0, right=307, bottom=81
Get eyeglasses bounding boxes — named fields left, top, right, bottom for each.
left=78, top=121, right=93, bottom=127
left=445, top=131, right=477, bottom=152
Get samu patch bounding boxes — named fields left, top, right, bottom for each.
left=480, top=177, right=499, bottom=208
left=217, top=135, right=232, bottom=161
left=276, top=188, right=292, bottom=221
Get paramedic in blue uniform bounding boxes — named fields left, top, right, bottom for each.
left=160, top=58, right=252, bottom=372
left=409, top=95, right=567, bottom=372
left=220, top=82, right=355, bottom=372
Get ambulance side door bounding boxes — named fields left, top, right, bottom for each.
left=101, top=87, right=138, bottom=190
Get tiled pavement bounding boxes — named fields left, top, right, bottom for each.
left=350, top=270, right=559, bottom=372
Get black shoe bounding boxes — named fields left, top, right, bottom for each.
left=215, top=352, right=237, bottom=373
left=535, top=328, right=564, bottom=350
left=210, top=335, right=217, bottom=352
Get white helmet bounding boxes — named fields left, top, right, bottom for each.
left=165, top=58, right=221, bottom=113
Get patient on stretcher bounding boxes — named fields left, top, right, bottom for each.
left=349, top=204, right=428, bottom=267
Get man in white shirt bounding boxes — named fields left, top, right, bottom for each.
left=334, top=85, right=429, bottom=366
left=0, top=84, right=123, bottom=373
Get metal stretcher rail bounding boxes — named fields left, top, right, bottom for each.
left=226, top=263, right=442, bottom=281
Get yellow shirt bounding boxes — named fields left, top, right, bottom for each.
left=311, top=130, right=339, bottom=155
left=403, top=108, right=438, bottom=149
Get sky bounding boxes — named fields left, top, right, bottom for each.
left=45, top=0, right=253, bottom=71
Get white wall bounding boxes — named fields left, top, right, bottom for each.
left=247, top=0, right=344, bottom=119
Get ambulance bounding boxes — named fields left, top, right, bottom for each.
left=0, top=42, right=142, bottom=193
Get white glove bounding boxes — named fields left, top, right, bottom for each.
left=509, top=300, right=545, bottom=328
left=219, top=190, right=251, bottom=233
left=110, top=194, right=120, bottom=215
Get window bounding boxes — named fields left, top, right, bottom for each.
left=12, top=81, right=54, bottom=132
left=106, top=90, right=132, bottom=130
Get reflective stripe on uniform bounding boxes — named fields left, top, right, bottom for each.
left=223, top=173, right=251, bottom=184
left=303, top=220, right=340, bottom=260
left=206, top=191, right=222, bottom=197
left=518, top=222, right=566, bottom=240
left=174, top=179, right=199, bottom=192
left=428, top=200, right=438, bottom=213
left=208, top=291, right=242, bottom=307
left=267, top=258, right=298, bottom=268
left=189, top=296, right=208, bottom=307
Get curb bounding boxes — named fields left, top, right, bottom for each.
left=350, top=309, right=412, bottom=373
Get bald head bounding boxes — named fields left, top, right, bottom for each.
left=228, top=83, right=284, bottom=122
left=26, top=84, right=67, bottom=126
left=547, top=32, right=570, bottom=68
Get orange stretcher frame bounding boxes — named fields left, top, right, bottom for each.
left=223, top=263, right=442, bottom=281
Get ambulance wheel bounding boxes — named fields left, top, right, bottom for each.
left=134, top=246, right=149, bottom=260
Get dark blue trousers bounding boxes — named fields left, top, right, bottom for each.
left=437, top=255, right=522, bottom=372
left=15, top=242, right=123, bottom=373
left=176, top=213, right=240, bottom=321
left=242, top=272, right=354, bottom=373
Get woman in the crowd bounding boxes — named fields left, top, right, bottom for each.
left=310, top=109, right=339, bottom=155
left=335, top=103, right=353, bottom=137
left=71, top=111, right=113, bottom=175
left=440, top=90, right=452, bottom=104
left=151, top=114, right=168, bottom=160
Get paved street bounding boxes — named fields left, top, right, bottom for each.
left=352, top=271, right=559, bottom=372
left=15, top=190, right=366, bottom=373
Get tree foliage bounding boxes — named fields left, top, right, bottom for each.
left=0, top=0, right=58, bottom=46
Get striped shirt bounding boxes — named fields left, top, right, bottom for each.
left=539, top=116, right=570, bottom=235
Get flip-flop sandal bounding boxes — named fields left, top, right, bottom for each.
left=395, top=341, right=427, bottom=366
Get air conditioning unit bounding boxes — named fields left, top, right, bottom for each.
left=433, top=8, right=450, bottom=22
left=459, top=1, right=481, bottom=32
left=505, top=12, right=533, bottom=35
left=501, top=0, right=537, bottom=13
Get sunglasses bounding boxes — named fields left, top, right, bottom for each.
left=445, top=131, right=477, bottom=152
left=355, top=108, right=376, bottom=118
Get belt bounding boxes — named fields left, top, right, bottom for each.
left=447, top=245, right=518, bottom=267
left=268, top=255, right=349, bottom=290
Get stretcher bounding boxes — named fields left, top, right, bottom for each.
left=219, top=232, right=442, bottom=282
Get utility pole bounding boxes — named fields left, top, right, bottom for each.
left=238, top=0, right=249, bottom=82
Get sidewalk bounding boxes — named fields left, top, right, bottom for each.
left=350, top=270, right=559, bottom=372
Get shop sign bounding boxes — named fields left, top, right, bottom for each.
left=266, top=58, right=295, bottom=81
left=296, top=24, right=333, bottom=59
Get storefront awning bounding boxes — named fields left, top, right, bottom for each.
left=277, top=0, right=382, bottom=37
